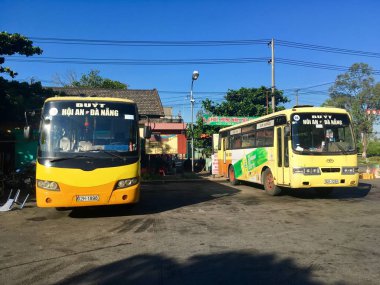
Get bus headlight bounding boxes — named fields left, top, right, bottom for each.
left=293, top=167, right=321, bottom=175
left=37, top=179, right=60, bottom=191
left=342, top=167, right=358, bottom=175
left=115, top=177, right=139, bottom=189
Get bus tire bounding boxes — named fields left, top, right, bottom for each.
left=263, top=168, right=282, bottom=196
left=315, top=187, right=333, bottom=197
left=228, top=165, right=239, bottom=186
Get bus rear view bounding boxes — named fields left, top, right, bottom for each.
left=36, top=97, right=141, bottom=208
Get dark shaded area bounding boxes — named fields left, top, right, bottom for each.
left=241, top=180, right=372, bottom=199
left=69, top=180, right=240, bottom=218
left=281, top=182, right=372, bottom=199
left=57, top=251, right=321, bottom=285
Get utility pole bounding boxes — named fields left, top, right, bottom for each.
left=295, top=89, right=299, bottom=105
left=190, top=85, right=195, bottom=172
left=270, top=38, right=275, bottom=113
left=190, top=71, right=199, bottom=173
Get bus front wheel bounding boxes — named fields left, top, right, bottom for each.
left=263, top=169, right=282, bottom=196
left=229, top=165, right=239, bottom=186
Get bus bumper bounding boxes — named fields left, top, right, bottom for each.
left=36, top=183, right=140, bottom=208
left=289, top=173, right=359, bottom=189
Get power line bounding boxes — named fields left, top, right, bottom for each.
left=30, top=37, right=270, bottom=47
left=276, top=40, right=380, bottom=58
left=6, top=56, right=269, bottom=65
left=8, top=56, right=380, bottom=74
left=28, top=36, right=380, bottom=59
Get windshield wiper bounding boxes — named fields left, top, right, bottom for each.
left=50, top=155, right=92, bottom=162
left=332, top=142, right=349, bottom=155
left=87, top=149, right=126, bottom=161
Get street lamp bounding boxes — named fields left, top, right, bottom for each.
left=190, top=70, right=199, bottom=172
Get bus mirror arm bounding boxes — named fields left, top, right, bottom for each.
left=284, top=125, right=291, bottom=138
left=23, top=126, right=31, bottom=139
left=23, top=110, right=38, bottom=139
left=23, top=111, right=31, bottom=139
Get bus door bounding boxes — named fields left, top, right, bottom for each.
left=276, top=126, right=290, bottom=186
left=222, top=137, right=227, bottom=176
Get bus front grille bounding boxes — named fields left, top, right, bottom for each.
left=321, top=168, right=341, bottom=173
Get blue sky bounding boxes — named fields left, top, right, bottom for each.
left=2, top=0, right=380, bottom=123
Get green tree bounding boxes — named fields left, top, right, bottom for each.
left=71, top=70, right=127, bottom=89
left=0, top=77, right=57, bottom=128
left=202, top=87, right=287, bottom=116
left=192, top=86, right=289, bottom=156
left=322, top=63, right=380, bottom=158
left=0, top=32, right=43, bottom=78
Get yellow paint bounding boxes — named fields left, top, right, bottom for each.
left=36, top=161, right=140, bottom=207
left=216, top=106, right=359, bottom=190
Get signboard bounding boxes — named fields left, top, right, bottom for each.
left=257, top=119, right=274, bottom=130
left=211, top=154, right=219, bottom=175
left=212, top=134, right=219, bottom=153
left=203, top=114, right=257, bottom=126
left=146, top=134, right=179, bottom=154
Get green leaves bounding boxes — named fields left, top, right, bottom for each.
left=71, top=70, right=127, bottom=89
left=325, top=63, right=379, bottom=157
left=0, top=32, right=43, bottom=78
left=192, top=86, right=289, bottom=156
left=202, top=86, right=288, bottom=117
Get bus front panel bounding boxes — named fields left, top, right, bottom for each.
left=36, top=161, right=140, bottom=207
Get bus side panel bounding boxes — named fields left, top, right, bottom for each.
left=231, top=147, right=275, bottom=184
left=36, top=161, right=140, bottom=207
left=217, top=151, right=231, bottom=177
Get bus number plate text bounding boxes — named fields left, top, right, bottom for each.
left=76, top=195, right=100, bottom=202
left=324, top=179, right=339, bottom=184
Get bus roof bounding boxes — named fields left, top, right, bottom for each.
left=219, top=106, right=349, bottom=132
left=44, top=96, right=135, bottom=104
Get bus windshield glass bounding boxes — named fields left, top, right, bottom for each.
left=39, top=101, right=138, bottom=158
left=291, top=113, right=355, bottom=154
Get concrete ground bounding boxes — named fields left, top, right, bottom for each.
left=0, top=178, right=379, bottom=285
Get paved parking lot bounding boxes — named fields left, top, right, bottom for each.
left=0, top=179, right=379, bottom=285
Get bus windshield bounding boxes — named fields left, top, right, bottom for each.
left=39, top=101, right=138, bottom=158
left=291, top=113, right=356, bottom=154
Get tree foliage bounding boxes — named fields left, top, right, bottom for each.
left=202, top=86, right=288, bottom=117
left=322, top=63, right=380, bottom=157
left=0, top=77, right=57, bottom=128
left=0, top=32, right=43, bottom=78
left=70, top=70, right=127, bottom=89
left=192, top=86, right=289, bottom=156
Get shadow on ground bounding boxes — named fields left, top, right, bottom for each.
left=68, top=180, right=240, bottom=218
left=282, top=182, right=372, bottom=199
left=56, top=250, right=321, bottom=285
left=241, top=181, right=372, bottom=199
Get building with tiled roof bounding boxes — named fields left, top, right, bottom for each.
left=50, top=87, right=165, bottom=118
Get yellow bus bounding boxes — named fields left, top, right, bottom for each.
left=32, top=96, right=145, bottom=208
left=216, top=106, right=359, bottom=196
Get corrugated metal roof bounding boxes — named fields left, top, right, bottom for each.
left=49, top=87, right=165, bottom=117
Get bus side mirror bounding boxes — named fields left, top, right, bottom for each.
left=284, top=126, right=291, bottom=138
left=24, top=126, right=31, bottom=139
left=143, top=126, right=152, bottom=139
